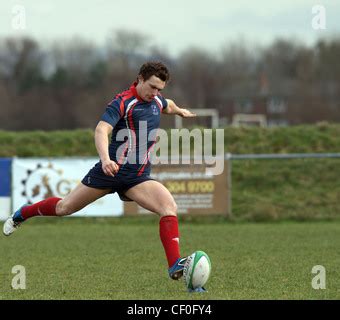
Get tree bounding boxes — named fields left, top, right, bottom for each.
left=176, top=47, right=221, bottom=109
left=0, top=37, right=45, bottom=93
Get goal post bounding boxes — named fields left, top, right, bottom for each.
left=175, top=108, right=219, bottom=128
left=231, top=114, right=267, bottom=127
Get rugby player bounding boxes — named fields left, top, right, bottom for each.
left=3, top=61, right=196, bottom=281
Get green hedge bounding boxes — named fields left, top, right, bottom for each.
left=0, top=129, right=96, bottom=157
left=223, top=122, right=340, bottom=154
left=1, top=123, right=340, bottom=157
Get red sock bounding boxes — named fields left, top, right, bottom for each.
left=159, top=215, right=180, bottom=267
left=21, top=197, right=62, bottom=220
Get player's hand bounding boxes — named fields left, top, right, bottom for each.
left=102, top=159, right=119, bottom=177
left=179, top=108, right=196, bottom=118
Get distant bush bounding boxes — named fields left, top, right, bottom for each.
left=0, top=129, right=96, bottom=157
left=222, top=123, right=340, bottom=154
left=1, top=123, right=340, bottom=157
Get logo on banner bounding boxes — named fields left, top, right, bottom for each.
left=21, top=162, right=75, bottom=204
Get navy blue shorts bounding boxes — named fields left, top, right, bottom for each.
left=81, top=162, right=154, bottom=201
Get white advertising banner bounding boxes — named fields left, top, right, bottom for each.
left=12, top=158, right=123, bottom=217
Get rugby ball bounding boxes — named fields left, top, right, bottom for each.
left=183, top=251, right=211, bottom=290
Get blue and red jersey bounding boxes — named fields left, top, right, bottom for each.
left=101, top=82, right=168, bottom=176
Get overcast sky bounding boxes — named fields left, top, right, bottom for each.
left=0, top=0, right=339, bottom=56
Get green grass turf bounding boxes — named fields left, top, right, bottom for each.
left=1, top=217, right=340, bottom=300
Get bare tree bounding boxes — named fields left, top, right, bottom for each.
left=0, top=37, right=45, bottom=93
left=1, top=32, right=340, bottom=130
left=176, top=47, right=221, bottom=109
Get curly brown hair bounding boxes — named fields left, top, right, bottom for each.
left=138, top=61, right=170, bottom=82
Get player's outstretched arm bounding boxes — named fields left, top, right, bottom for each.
left=163, top=99, right=196, bottom=118
left=95, top=121, right=119, bottom=176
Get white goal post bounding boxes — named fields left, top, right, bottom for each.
left=231, top=114, right=267, bottom=127
left=175, top=108, right=219, bottom=128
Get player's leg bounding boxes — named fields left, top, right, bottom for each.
left=124, top=180, right=177, bottom=216
left=3, top=183, right=110, bottom=236
left=55, top=183, right=111, bottom=216
left=124, top=180, right=186, bottom=279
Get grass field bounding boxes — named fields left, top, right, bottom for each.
left=1, top=217, right=340, bottom=300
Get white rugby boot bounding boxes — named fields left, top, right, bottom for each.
left=3, top=205, right=27, bottom=236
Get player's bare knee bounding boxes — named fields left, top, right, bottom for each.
left=162, top=201, right=177, bottom=216
left=56, top=201, right=74, bottom=216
